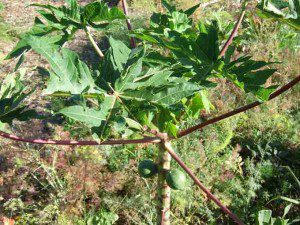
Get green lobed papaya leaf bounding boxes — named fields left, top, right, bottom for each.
left=2, top=1, right=283, bottom=140
left=221, top=49, right=277, bottom=101
left=186, top=90, right=212, bottom=118
left=122, top=82, right=201, bottom=106
left=0, top=73, right=38, bottom=124
left=59, top=95, right=116, bottom=127
left=23, top=35, right=104, bottom=95
left=133, top=17, right=221, bottom=83
left=257, top=0, right=300, bottom=30
left=99, top=36, right=131, bottom=88
left=82, top=1, right=125, bottom=24
left=6, top=1, right=125, bottom=62
left=59, top=95, right=117, bottom=141
left=114, top=47, right=145, bottom=92
left=195, top=21, right=220, bottom=62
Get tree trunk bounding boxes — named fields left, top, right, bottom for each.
left=156, top=141, right=172, bottom=225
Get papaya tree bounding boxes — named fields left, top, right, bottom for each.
left=0, top=0, right=299, bottom=224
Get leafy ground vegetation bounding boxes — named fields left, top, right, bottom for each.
left=0, top=0, right=299, bottom=224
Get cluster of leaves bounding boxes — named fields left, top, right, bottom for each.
left=257, top=0, right=300, bottom=30
left=0, top=70, right=36, bottom=126
left=5, top=0, right=125, bottom=60
left=133, top=0, right=279, bottom=101
left=4, top=0, right=280, bottom=141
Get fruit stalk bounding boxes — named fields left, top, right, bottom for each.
left=157, top=141, right=172, bottom=225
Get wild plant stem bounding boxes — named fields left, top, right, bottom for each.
left=121, top=0, right=137, bottom=48
left=84, top=26, right=104, bottom=59
left=157, top=141, right=172, bottom=225
left=219, top=9, right=246, bottom=57
left=0, top=131, right=161, bottom=145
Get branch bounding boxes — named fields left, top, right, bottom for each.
left=84, top=26, right=105, bottom=59
left=162, top=141, right=245, bottom=225
left=177, top=75, right=300, bottom=138
left=219, top=9, right=246, bottom=57
left=0, top=131, right=161, bottom=145
left=121, top=0, right=137, bottom=48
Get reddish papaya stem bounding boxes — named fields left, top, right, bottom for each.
left=0, top=131, right=161, bottom=145
left=177, top=75, right=300, bottom=138
left=121, top=0, right=137, bottom=48
left=219, top=9, right=246, bottom=57
left=162, top=142, right=245, bottom=225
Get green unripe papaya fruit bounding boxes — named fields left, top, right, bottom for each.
left=138, top=159, right=158, bottom=178
left=166, top=169, right=186, bottom=190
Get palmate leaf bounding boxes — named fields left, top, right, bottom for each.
left=149, top=0, right=195, bottom=33
left=5, top=32, right=67, bottom=60
left=114, top=47, right=145, bottom=92
left=134, top=21, right=220, bottom=82
left=82, top=1, right=126, bottom=23
left=150, top=0, right=200, bottom=33
left=134, top=3, right=279, bottom=103
left=23, top=35, right=103, bottom=95
left=31, top=0, right=81, bottom=25
left=56, top=36, right=202, bottom=138
left=5, top=6, right=77, bottom=60
left=121, top=67, right=173, bottom=90
left=6, top=1, right=125, bottom=60
left=132, top=1, right=220, bottom=83
left=99, top=37, right=131, bottom=87
left=168, top=11, right=192, bottom=33
left=0, top=73, right=37, bottom=124
left=222, top=47, right=277, bottom=101
left=149, top=11, right=192, bottom=33
left=122, top=81, right=200, bottom=106
left=195, top=21, right=220, bottom=62
left=109, top=42, right=201, bottom=106
left=5, top=5, right=83, bottom=60
left=186, top=90, right=213, bottom=118
left=257, top=0, right=300, bottom=30
left=59, top=95, right=116, bottom=127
